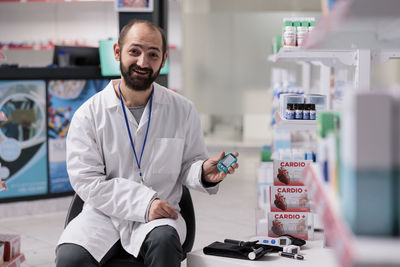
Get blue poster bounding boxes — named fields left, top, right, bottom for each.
left=0, top=81, right=47, bottom=199
left=48, top=79, right=109, bottom=193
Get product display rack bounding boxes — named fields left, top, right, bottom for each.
left=290, top=0, right=400, bottom=266
left=269, top=47, right=400, bottom=92
left=268, top=1, right=400, bottom=266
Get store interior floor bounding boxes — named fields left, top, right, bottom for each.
left=0, top=148, right=261, bottom=267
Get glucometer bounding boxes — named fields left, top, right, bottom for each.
left=217, top=153, right=237, bottom=173
left=249, top=236, right=292, bottom=247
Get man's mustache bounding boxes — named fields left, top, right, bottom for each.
left=129, top=64, right=153, bottom=75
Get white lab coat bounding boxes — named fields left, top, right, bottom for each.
left=57, top=80, right=218, bottom=261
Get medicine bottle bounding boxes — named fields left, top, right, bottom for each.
left=310, top=104, right=316, bottom=120
left=309, top=18, right=316, bottom=32
left=283, top=20, right=296, bottom=47
left=295, top=104, right=303, bottom=120
left=297, top=21, right=309, bottom=47
left=285, top=103, right=295, bottom=120
left=303, top=104, right=310, bottom=120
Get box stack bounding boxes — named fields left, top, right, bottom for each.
left=0, top=234, right=25, bottom=267
left=268, top=160, right=313, bottom=239
left=340, top=91, right=399, bottom=236
left=0, top=243, right=4, bottom=267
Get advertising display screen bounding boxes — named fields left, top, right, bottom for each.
left=48, top=79, right=108, bottom=193
left=0, top=81, right=48, bottom=199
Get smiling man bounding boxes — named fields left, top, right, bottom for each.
left=55, top=20, right=239, bottom=267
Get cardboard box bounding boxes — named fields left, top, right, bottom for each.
left=0, top=242, right=4, bottom=267
left=3, top=253, right=25, bottom=267
left=0, top=235, right=20, bottom=262
left=270, top=186, right=311, bottom=212
left=340, top=92, right=395, bottom=235
left=341, top=91, right=393, bottom=170
left=268, top=212, right=310, bottom=240
left=273, top=160, right=311, bottom=186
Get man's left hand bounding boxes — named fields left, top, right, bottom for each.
left=202, top=152, right=239, bottom=184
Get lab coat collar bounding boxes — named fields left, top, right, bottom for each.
left=103, top=79, right=171, bottom=110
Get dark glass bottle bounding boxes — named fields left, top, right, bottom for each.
left=295, top=103, right=303, bottom=120
left=303, top=104, right=310, bottom=120
left=285, top=103, right=295, bottom=120
left=310, top=104, right=316, bottom=120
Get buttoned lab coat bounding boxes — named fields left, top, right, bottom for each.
left=58, top=81, right=219, bottom=261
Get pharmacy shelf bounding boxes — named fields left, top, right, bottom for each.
left=267, top=0, right=400, bottom=92
left=268, top=47, right=356, bottom=67
left=0, top=0, right=113, bottom=2
left=0, top=43, right=100, bottom=51
left=0, top=44, right=55, bottom=51
left=303, top=0, right=400, bottom=50
left=269, top=47, right=400, bottom=93
left=302, top=164, right=400, bottom=267
left=273, top=111, right=317, bottom=131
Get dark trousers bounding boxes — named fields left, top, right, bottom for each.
left=55, top=225, right=183, bottom=267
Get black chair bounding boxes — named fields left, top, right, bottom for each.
left=64, top=186, right=196, bottom=266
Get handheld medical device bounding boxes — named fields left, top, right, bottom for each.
left=249, top=236, right=292, bottom=247
left=217, top=153, right=237, bottom=173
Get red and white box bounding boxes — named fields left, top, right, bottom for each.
left=0, top=242, right=4, bottom=266
left=0, top=234, right=21, bottom=262
left=4, top=253, right=25, bottom=267
left=268, top=212, right=310, bottom=240
left=270, top=186, right=311, bottom=212
left=273, top=160, right=311, bottom=186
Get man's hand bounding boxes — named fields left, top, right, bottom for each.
left=148, top=199, right=178, bottom=221
left=202, top=152, right=239, bottom=184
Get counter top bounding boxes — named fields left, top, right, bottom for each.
left=187, top=232, right=337, bottom=267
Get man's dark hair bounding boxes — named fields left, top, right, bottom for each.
left=118, top=20, right=167, bottom=55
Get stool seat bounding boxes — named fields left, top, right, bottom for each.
left=64, top=186, right=196, bottom=267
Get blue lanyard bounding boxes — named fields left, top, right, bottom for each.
left=118, top=82, right=153, bottom=178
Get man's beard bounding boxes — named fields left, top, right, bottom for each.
left=120, top=57, right=162, bottom=91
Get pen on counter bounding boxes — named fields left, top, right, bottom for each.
left=279, top=251, right=304, bottom=260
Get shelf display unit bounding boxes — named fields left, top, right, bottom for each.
left=268, top=1, right=400, bottom=266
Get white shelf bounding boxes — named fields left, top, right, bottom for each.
left=302, top=163, right=400, bottom=267
left=303, top=0, right=400, bottom=50
left=273, top=111, right=317, bottom=132
left=268, top=47, right=356, bottom=67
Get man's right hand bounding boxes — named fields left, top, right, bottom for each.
left=148, top=199, right=178, bottom=221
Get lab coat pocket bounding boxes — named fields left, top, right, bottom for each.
left=151, top=138, right=184, bottom=175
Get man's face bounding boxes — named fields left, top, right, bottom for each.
left=116, top=23, right=166, bottom=91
